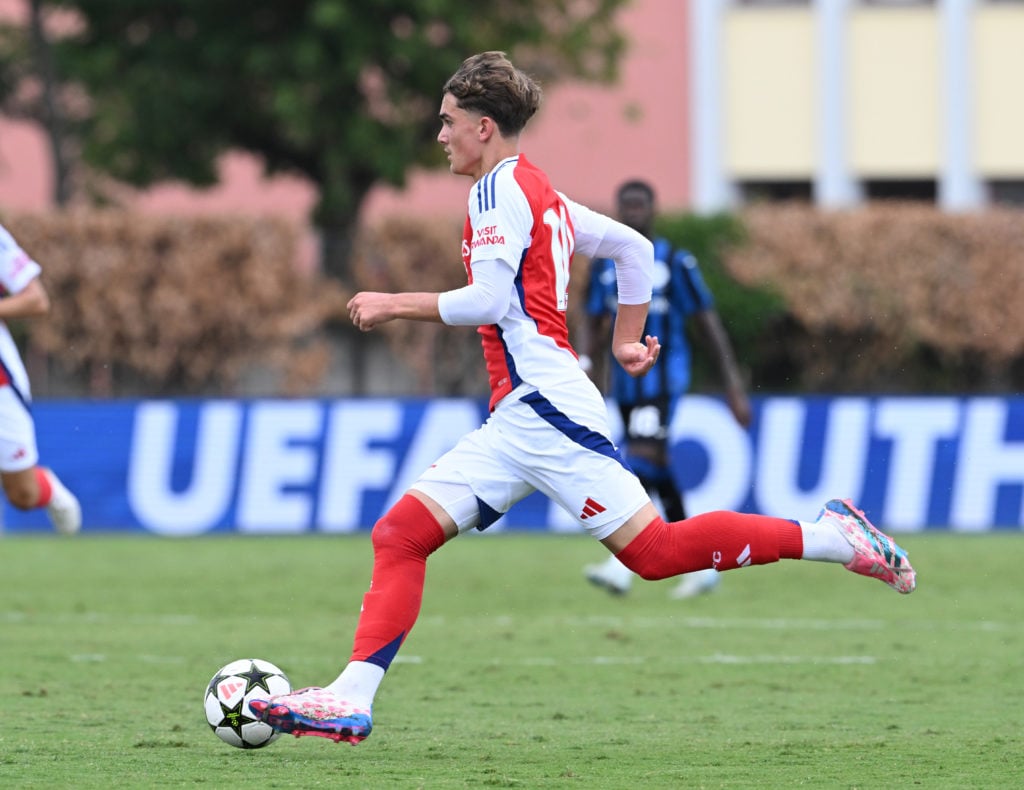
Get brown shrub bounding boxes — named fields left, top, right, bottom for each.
left=725, top=203, right=1024, bottom=391
left=6, top=210, right=348, bottom=395
left=350, top=215, right=487, bottom=396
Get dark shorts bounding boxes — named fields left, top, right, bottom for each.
left=618, top=397, right=677, bottom=446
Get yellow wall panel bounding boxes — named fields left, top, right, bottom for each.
left=974, top=7, right=1024, bottom=176
left=724, top=8, right=815, bottom=178
left=849, top=9, right=939, bottom=177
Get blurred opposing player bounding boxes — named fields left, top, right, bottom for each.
left=580, top=180, right=751, bottom=599
left=0, top=223, right=81, bottom=534
left=249, top=51, right=916, bottom=746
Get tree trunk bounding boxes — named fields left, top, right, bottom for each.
left=319, top=219, right=367, bottom=393
left=28, top=0, right=71, bottom=206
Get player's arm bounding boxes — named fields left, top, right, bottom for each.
left=351, top=169, right=528, bottom=332
left=347, top=291, right=440, bottom=330
left=611, top=304, right=659, bottom=378
left=348, top=259, right=514, bottom=331
left=673, top=248, right=751, bottom=427
left=694, top=308, right=751, bottom=427
left=565, top=196, right=658, bottom=377
left=0, top=276, right=50, bottom=320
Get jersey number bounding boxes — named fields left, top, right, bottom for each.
left=543, top=205, right=573, bottom=311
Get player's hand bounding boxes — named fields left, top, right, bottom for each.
left=613, top=334, right=660, bottom=378
left=347, top=292, right=393, bottom=331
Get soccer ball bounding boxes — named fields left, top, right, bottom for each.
left=204, top=658, right=291, bottom=749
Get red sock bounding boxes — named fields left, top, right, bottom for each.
left=34, top=467, right=53, bottom=507
left=350, top=494, right=447, bottom=671
left=616, top=512, right=804, bottom=580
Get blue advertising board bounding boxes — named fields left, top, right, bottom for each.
left=4, top=395, right=1023, bottom=534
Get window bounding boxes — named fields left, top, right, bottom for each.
left=862, top=179, right=936, bottom=202
left=738, top=180, right=813, bottom=204
left=989, top=180, right=1024, bottom=206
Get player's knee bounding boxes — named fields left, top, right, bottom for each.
left=4, top=485, right=35, bottom=510
left=615, top=517, right=678, bottom=581
left=3, top=479, right=36, bottom=510
left=370, top=512, right=401, bottom=552
left=371, top=494, right=446, bottom=559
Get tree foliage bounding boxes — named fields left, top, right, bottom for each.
left=0, top=0, right=628, bottom=277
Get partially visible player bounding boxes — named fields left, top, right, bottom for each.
left=580, top=180, right=750, bottom=599
left=248, top=51, right=915, bottom=747
left=0, top=223, right=81, bottom=534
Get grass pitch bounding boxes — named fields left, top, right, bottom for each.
left=2, top=530, right=1021, bottom=788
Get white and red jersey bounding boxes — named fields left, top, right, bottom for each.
left=462, top=154, right=592, bottom=410
left=417, top=157, right=654, bottom=536
left=0, top=224, right=41, bottom=399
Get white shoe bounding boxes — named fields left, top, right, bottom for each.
left=44, top=469, right=81, bottom=535
left=669, top=568, right=720, bottom=600
left=584, top=557, right=634, bottom=596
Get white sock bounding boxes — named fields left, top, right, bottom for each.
left=48, top=472, right=75, bottom=507
left=798, top=520, right=855, bottom=563
left=599, top=554, right=634, bottom=587
left=325, top=661, right=385, bottom=710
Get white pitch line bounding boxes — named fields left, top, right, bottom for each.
left=314, top=654, right=877, bottom=668
left=1, top=612, right=198, bottom=625
left=417, top=614, right=1015, bottom=632
left=69, top=653, right=188, bottom=663
left=479, top=655, right=877, bottom=667
left=5, top=611, right=1016, bottom=633
left=697, top=653, right=876, bottom=665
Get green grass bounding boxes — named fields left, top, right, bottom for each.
left=2, top=531, right=1021, bottom=788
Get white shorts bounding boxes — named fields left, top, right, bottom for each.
left=0, top=385, right=38, bottom=473
left=411, top=383, right=649, bottom=540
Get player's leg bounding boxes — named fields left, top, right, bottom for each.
left=588, top=397, right=725, bottom=601
left=584, top=553, right=634, bottom=595
left=550, top=388, right=914, bottom=595
left=648, top=470, right=723, bottom=598
left=251, top=416, right=534, bottom=743
left=644, top=398, right=723, bottom=599
left=584, top=400, right=672, bottom=596
left=0, top=387, right=80, bottom=534
left=250, top=490, right=454, bottom=743
left=603, top=498, right=915, bottom=594
left=584, top=459, right=673, bottom=596
left=596, top=387, right=913, bottom=594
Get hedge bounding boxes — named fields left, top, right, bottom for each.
left=4, top=210, right=347, bottom=396
left=6, top=204, right=1022, bottom=398
left=723, top=203, right=1024, bottom=393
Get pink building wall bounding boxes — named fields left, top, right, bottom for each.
left=363, top=0, right=691, bottom=220
left=0, top=0, right=690, bottom=254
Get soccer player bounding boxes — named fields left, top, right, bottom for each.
left=250, top=51, right=915, bottom=745
left=0, top=223, right=81, bottom=534
left=581, top=180, right=750, bottom=600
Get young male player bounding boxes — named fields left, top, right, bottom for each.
left=0, top=223, right=81, bottom=534
left=250, top=51, right=915, bottom=745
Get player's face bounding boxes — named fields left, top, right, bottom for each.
left=617, top=188, right=655, bottom=234
left=438, top=93, right=484, bottom=180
